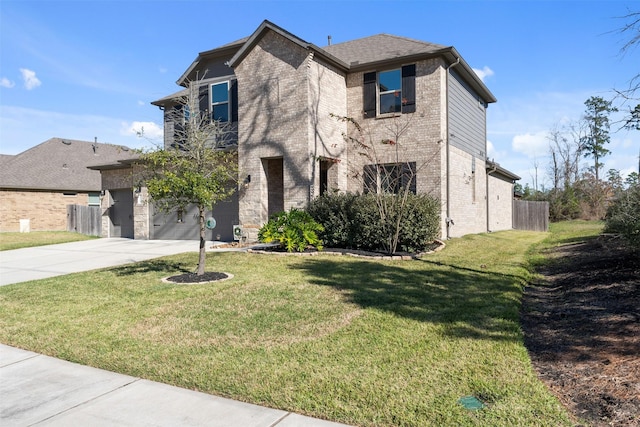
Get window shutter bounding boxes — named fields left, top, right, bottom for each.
left=198, top=85, right=209, bottom=120
left=363, top=164, right=377, bottom=194
left=231, top=80, right=238, bottom=122
left=401, top=64, right=416, bottom=114
left=363, top=72, right=377, bottom=118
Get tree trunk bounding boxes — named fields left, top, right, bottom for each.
left=197, top=204, right=206, bottom=275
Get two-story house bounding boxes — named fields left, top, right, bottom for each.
left=109, top=20, right=518, bottom=242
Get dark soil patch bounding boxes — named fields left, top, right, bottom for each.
left=164, top=271, right=229, bottom=284
left=522, top=236, right=640, bottom=426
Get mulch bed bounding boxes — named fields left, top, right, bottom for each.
left=164, top=271, right=229, bottom=284
left=521, top=236, right=640, bottom=426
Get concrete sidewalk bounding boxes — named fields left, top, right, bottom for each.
left=0, top=238, right=221, bottom=286
left=0, top=344, right=350, bottom=426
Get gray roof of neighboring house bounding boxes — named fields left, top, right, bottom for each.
left=0, top=154, right=15, bottom=165
left=0, top=138, right=135, bottom=192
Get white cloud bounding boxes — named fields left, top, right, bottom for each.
left=121, top=121, right=163, bottom=140
left=512, top=131, right=549, bottom=159
left=1, top=77, right=15, bottom=88
left=20, top=68, right=41, bottom=90
left=473, top=66, right=494, bottom=82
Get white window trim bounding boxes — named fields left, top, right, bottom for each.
left=378, top=68, right=402, bottom=116
left=210, top=81, right=230, bottom=122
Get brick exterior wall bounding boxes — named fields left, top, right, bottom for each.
left=345, top=59, right=446, bottom=197
left=446, top=146, right=488, bottom=237
left=0, top=189, right=89, bottom=232
left=487, top=173, right=514, bottom=232
left=235, top=31, right=347, bottom=239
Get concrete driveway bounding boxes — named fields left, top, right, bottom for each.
left=0, top=238, right=211, bottom=286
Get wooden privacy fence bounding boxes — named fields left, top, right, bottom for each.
left=67, top=205, right=101, bottom=236
left=513, top=200, right=549, bottom=232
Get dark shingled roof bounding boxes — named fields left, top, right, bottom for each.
left=323, top=34, right=448, bottom=67
left=155, top=20, right=496, bottom=106
left=0, top=138, right=134, bottom=192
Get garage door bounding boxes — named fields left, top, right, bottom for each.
left=151, top=193, right=239, bottom=241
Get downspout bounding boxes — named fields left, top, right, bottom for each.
left=445, top=57, right=460, bottom=239
left=486, top=161, right=497, bottom=232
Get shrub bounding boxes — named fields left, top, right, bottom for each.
left=304, top=192, right=357, bottom=248
left=549, top=188, right=581, bottom=222
left=397, top=194, right=441, bottom=253
left=258, top=208, right=324, bottom=252
left=604, top=184, right=640, bottom=249
left=307, top=192, right=440, bottom=253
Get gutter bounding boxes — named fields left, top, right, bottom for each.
left=445, top=56, right=460, bottom=240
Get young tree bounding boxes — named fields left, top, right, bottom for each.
left=607, top=168, right=625, bottom=195
left=580, top=96, right=618, bottom=182
left=141, top=82, right=238, bottom=276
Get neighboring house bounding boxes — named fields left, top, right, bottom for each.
left=99, top=20, right=519, bottom=242
left=0, top=138, right=133, bottom=233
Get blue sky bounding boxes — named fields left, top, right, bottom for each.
left=1, top=0, right=638, bottom=188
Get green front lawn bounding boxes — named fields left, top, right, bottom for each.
left=0, top=228, right=580, bottom=426
left=0, top=231, right=96, bottom=251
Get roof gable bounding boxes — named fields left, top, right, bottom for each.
left=176, top=37, right=248, bottom=87
left=228, top=20, right=349, bottom=70
left=0, top=138, right=134, bottom=192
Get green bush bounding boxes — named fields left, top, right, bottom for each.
left=258, top=208, right=324, bottom=252
left=397, top=194, right=441, bottom=252
left=549, top=188, right=581, bottom=222
left=604, top=184, right=640, bottom=249
left=303, top=192, right=357, bottom=248
left=307, top=192, right=440, bottom=253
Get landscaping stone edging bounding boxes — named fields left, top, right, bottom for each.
left=246, top=239, right=446, bottom=260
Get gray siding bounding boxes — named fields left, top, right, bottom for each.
left=448, top=69, right=487, bottom=159
left=197, top=57, right=235, bottom=80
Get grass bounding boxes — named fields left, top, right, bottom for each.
left=526, top=220, right=605, bottom=272
left=0, top=231, right=96, bottom=251
left=0, top=229, right=575, bottom=426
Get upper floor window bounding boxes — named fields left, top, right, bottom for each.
left=211, top=82, right=229, bottom=122
left=198, top=79, right=238, bottom=123
left=379, top=69, right=402, bottom=114
left=364, top=64, right=416, bottom=118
